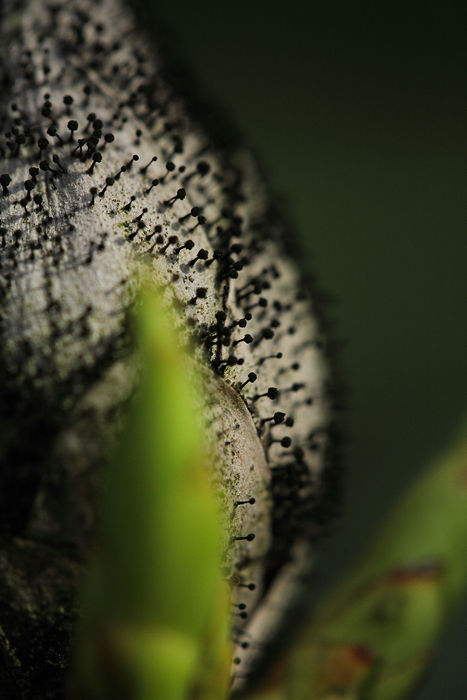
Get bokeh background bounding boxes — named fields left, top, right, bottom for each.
left=134, top=1, right=467, bottom=696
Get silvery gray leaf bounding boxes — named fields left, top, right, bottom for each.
left=0, top=0, right=342, bottom=696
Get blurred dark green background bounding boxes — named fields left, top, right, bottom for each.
left=134, top=1, right=467, bottom=696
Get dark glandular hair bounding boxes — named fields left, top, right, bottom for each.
left=0, top=0, right=343, bottom=696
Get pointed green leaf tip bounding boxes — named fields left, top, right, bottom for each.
left=68, top=285, right=231, bottom=700
left=244, top=411, right=467, bottom=700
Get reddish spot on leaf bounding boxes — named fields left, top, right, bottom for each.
left=386, top=560, right=443, bottom=585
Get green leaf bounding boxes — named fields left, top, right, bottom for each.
left=244, top=412, right=467, bottom=700
left=290, top=412, right=467, bottom=700
left=69, top=284, right=231, bottom=700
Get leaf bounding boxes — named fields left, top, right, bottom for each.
left=244, top=412, right=467, bottom=700
left=69, top=284, right=231, bottom=700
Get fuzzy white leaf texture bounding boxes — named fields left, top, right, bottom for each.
left=0, top=0, right=343, bottom=696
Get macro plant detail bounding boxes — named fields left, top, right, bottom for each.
left=1, top=1, right=467, bottom=700
left=0, top=0, right=338, bottom=696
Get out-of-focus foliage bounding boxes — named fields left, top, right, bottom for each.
left=69, top=284, right=231, bottom=700
left=244, top=412, right=467, bottom=700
